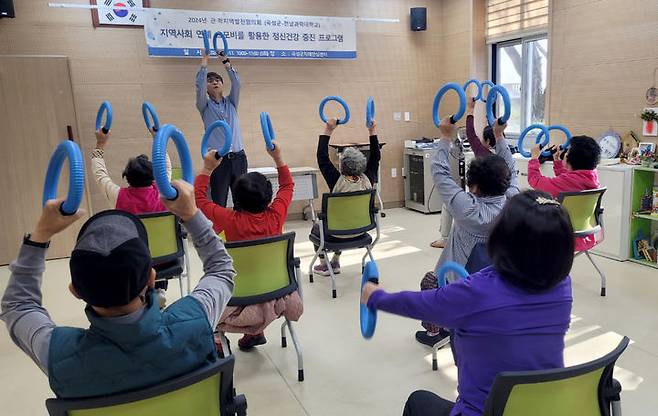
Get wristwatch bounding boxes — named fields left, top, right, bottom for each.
left=23, top=233, right=50, bottom=248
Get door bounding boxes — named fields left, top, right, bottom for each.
left=0, top=56, right=90, bottom=265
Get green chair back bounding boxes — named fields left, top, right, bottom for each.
left=557, top=188, right=606, bottom=237
left=483, top=336, right=629, bottom=416
left=46, top=356, right=242, bottom=416
left=138, top=212, right=183, bottom=263
left=322, top=189, right=377, bottom=236
left=225, top=232, right=298, bottom=306
left=171, top=167, right=183, bottom=181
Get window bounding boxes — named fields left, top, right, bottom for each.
left=494, top=36, right=548, bottom=136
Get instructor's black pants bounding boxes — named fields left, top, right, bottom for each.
left=403, top=390, right=454, bottom=416
left=209, top=150, right=248, bottom=207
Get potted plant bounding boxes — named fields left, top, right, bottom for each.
left=641, top=109, right=658, bottom=136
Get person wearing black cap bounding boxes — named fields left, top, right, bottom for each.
left=0, top=181, right=235, bottom=399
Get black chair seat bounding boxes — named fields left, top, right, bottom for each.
left=309, top=231, right=372, bottom=250
left=154, top=258, right=184, bottom=280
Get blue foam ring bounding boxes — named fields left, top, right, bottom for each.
left=202, top=30, right=211, bottom=55
left=432, top=82, right=467, bottom=127
left=201, top=119, right=233, bottom=159
left=366, top=96, right=376, bottom=128
left=360, top=261, right=379, bottom=339
left=213, top=31, right=230, bottom=56
left=260, top=112, right=275, bottom=150
left=486, top=85, right=511, bottom=126
left=141, top=101, right=160, bottom=132
left=42, top=140, right=85, bottom=215
left=517, top=124, right=551, bottom=158
left=436, top=261, right=469, bottom=288
left=319, top=96, right=351, bottom=125
left=463, top=79, right=482, bottom=102
left=481, top=80, right=497, bottom=103
left=537, top=125, right=572, bottom=157
left=95, top=101, right=112, bottom=134
left=152, top=124, right=194, bottom=200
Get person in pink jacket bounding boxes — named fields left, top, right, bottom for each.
left=528, top=135, right=601, bottom=251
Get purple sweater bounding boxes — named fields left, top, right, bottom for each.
left=368, top=266, right=572, bottom=416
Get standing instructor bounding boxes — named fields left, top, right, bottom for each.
left=196, top=49, right=247, bottom=206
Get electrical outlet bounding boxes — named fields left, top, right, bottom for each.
left=404, top=112, right=410, bottom=121
left=391, top=168, right=397, bottom=178
left=393, top=112, right=402, bottom=121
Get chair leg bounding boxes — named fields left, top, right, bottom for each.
left=281, top=320, right=287, bottom=348
left=219, top=332, right=230, bottom=358
left=178, top=276, right=185, bottom=298
left=325, top=250, right=337, bottom=298
left=611, top=399, right=622, bottom=416
left=431, top=336, right=451, bottom=371
left=286, top=319, right=304, bottom=382
left=308, top=251, right=319, bottom=284
left=585, top=251, right=606, bottom=296
left=183, top=239, right=192, bottom=295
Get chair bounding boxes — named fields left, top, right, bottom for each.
left=138, top=212, right=192, bottom=296
left=218, top=232, right=305, bottom=382
left=308, top=189, right=381, bottom=298
left=557, top=187, right=607, bottom=296
left=171, top=166, right=183, bottom=180
left=482, top=336, right=630, bottom=416
left=45, top=355, right=247, bottom=416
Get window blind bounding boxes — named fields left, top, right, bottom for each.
left=486, top=0, right=549, bottom=43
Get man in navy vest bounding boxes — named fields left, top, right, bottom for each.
left=1, top=180, right=235, bottom=398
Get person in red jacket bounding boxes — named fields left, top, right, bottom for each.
left=194, top=142, right=302, bottom=350
left=528, top=135, right=601, bottom=251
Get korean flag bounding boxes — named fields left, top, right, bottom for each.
left=98, top=0, right=145, bottom=26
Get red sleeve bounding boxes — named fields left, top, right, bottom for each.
left=553, top=160, right=566, bottom=177
left=527, top=159, right=565, bottom=198
left=465, top=115, right=490, bottom=158
left=194, top=173, right=232, bottom=231
left=269, top=165, right=294, bottom=226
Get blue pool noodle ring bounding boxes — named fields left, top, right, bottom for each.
left=463, top=79, right=482, bottom=102
left=486, top=85, right=511, bottom=126
left=142, top=101, right=160, bottom=132
left=202, top=30, right=211, bottom=55
left=481, top=80, right=496, bottom=103
left=436, top=261, right=469, bottom=288
left=153, top=124, right=194, bottom=200
left=95, top=101, right=112, bottom=134
left=42, top=140, right=85, bottom=215
left=201, top=120, right=233, bottom=159
left=319, top=96, right=351, bottom=125
left=517, top=124, right=551, bottom=158
left=537, top=125, right=572, bottom=156
left=213, top=31, right=229, bottom=56
left=260, top=112, right=275, bottom=151
left=366, top=96, right=376, bottom=128
left=432, top=83, right=467, bottom=127
left=360, top=261, right=379, bottom=339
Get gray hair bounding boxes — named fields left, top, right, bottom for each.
left=339, top=147, right=367, bottom=177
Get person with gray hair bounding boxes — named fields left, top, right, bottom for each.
left=311, top=118, right=381, bottom=276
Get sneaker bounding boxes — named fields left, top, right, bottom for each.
left=330, top=260, right=341, bottom=274
left=430, top=240, right=446, bottom=249
left=415, top=329, right=450, bottom=347
left=313, top=262, right=331, bottom=276
left=238, top=333, right=267, bottom=350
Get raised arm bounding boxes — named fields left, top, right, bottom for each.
left=222, top=54, right=240, bottom=108
left=527, top=145, right=567, bottom=197
left=465, top=99, right=491, bottom=158
left=193, top=151, right=232, bottom=232
left=195, top=53, right=209, bottom=113
left=317, top=119, right=341, bottom=190
left=365, top=121, right=381, bottom=185
left=267, top=143, right=294, bottom=225
left=492, top=122, right=519, bottom=198
left=161, top=182, right=235, bottom=328
left=91, top=130, right=120, bottom=207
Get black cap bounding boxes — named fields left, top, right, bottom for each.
left=70, top=210, right=152, bottom=308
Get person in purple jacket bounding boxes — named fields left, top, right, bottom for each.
left=362, top=190, right=575, bottom=416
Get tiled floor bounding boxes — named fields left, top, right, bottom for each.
left=0, top=208, right=655, bottom=415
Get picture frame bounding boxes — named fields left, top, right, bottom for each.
left=90, top=0, right=149, bottom=28
left=638, top=142, right=655, bottom=155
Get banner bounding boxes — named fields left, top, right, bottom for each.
left=144, top=9, right=357, bottom=59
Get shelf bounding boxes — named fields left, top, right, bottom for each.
left=633, top=166, right=658, bottom=173
left=629, top=258, right=658, bottom=269
left=633, top=213, right=658, bottom=222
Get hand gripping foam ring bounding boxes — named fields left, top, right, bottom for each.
left=201, top=120, right=233, bottom=159
left=213, top=31, right=229, bottom=56
left=42, top=140, right=85, bottom=215
left=436, top=261, right=469, bottom=288
left=319, top=96, right=351, bottom=125
left=260, top=112, right=275, bottom=151
left=432, top=83, right=467, bottom=127
left=517, top=124, right=551, bottom=158
left=486, top=85, right=511, bottom=126
left=463, top=79, right=482, bottom=102
left=95, top=101, right=112, bottom=134
left=366, top=96, right=376, bottom=128
left=481, top=80, right=496, bottom=103
left=537, top=125, right=573, bottom=156
left=142, top=101, right=160, bottom=132
left=202, top=30, right=211, bottom=55
left=152, top=124, right=194, bottom=200
left=360, top=261, right=379, bottom=339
